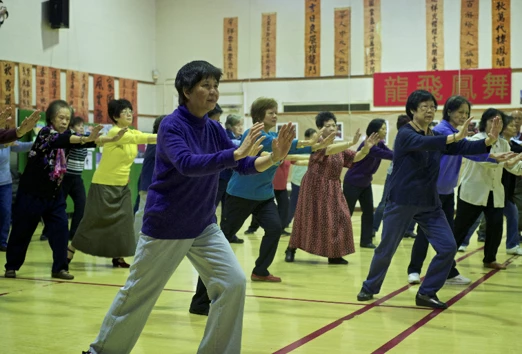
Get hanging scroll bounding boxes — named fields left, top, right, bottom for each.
left=223, top=17, right=238, bottom=80
left=18, top=63, right=33, bottom=110
left=0, top=61, right=14, bottom=110
left=492, top=0, right=510, bottom=68
left=49, top=68, right=61, bottom=101
left=364, top=0, right=381, bottom=74
left=36, top=66, right=50, bottom=112
left=305, top=0, right=321, bottom=77
left=426, top=0, right=444, bottom=71
left=334, top=7, right=351, bottom=76
left=261, top=13, right=277, bottom=78
left=460, top=0, right=479, bottom=69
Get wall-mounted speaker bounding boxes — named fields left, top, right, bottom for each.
left=49, top=0, right=69, bottom=29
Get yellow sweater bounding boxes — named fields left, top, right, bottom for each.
left=92, top=126, right=153, bottom=186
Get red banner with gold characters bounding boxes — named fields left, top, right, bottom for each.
left=77, top=72, right=89, bottom=120
left=119, top=78, right=138, bottom=128
left=0, top=61, right=15, bottom=109
left=223, top=17, right=238, bottom=80
left=334, top=7, right=350, bottom=76
left=492, top=0, right=510, bottom=68
left=374, top=69, right=511, bottom=106
left=93, top=75, right=115, bottom=124
left=305, top=0, right=321, bottom=77
left=18, top=63, right=33, bottom=110
left=36, top=65, right=50, bottom=112
left=49, top=68, right=61, bottom=101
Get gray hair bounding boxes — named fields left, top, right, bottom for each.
left=225, top=114, right=243, bottom=129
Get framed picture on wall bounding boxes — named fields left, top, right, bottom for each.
left=276, top=122, right=298, bottom=139
left=335, top=122, right=343, bottom=141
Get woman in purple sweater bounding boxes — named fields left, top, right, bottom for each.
left=82, top=61, right=295, bottom=354
left=343, top=119, right=393, bottom=248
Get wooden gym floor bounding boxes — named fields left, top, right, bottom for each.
left=1, top=213, right=521, bottom=353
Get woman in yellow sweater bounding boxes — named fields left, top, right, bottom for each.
left=71, top=99, right=157, bottom=267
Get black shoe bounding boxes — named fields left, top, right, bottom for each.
left=357, top=289, right=373, bottom=301
left=403, top=232, right=417, bottom=239
left=4, top=269, right=16, bottom=278
left=372, top=230, right=376, bottom=237
left=285, top=248, right=295, bottom=262
left=244, top=228, right=256, bottom=235
left=189, top=307, right=209, bottom=316
left=40, top=234, right=48, bottom=241
left=0, top=245, right=6, bottom=252
left=281, top=229, right=291, bottom=236
left=360, top=243, right=376, bottom=249
left=477, top=235, right=486, bottom=242
left=415, top=293, right=447, bottom=309
left=229, top=236, right=244, bottom=244
left=328, top=257, right=348, bottom=265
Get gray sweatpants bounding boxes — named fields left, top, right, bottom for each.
left=89, top=223, right=246, bottom=354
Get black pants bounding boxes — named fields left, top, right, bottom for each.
left=343, top=183, right=374, bottom=245
left=190, top=178, right=232, bottom=312
left=5, top=189, right=69, bottom=274
left=190, top=194, right=282, bottom=312
left=42, top=174, right=86, bottom=240
left=450, top=191, right=503, bottom=276
left=248, top=189, right=289, bottom=231
left=408, top=193, right=455, bottom=274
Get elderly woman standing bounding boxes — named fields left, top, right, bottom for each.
left=71, top=99, right=154, bottom=267
left=82, top=60, right=295, bottom=354
left=4, top=101, right=104, bottom=279
left=343, top=118, right=393, bottom=249
left=286, top=112, right=380, bottom=264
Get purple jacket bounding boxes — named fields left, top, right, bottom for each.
left=343, top=140, right=393, bottom=188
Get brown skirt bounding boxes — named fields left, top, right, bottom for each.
left=72, top=183, right=137, bottom=258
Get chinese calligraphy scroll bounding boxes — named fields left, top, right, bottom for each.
left=119, top=78, right=138, bottom=128
left=364, top=0, right=381, bottom=75
left=334, top=7, right=351, bottom=76
left=460, top=0, right=479, bottom=69
left=49, top=68, right=61, bottom=101
left=77, top=72, right=89, bottom=119
left=36, top=65, right=50, bottom=112
left=492, top=0, right=510, bottom=68
left=66, top=70, right=80, bottom=113
left=223, top=17, right=238, bottom=80
left=305, top=0, right=321, bottom=77
left=426, top=0, right=444, bottom=71
left=0, top=61, right=15, bottom=110
left=261, top=13, right=277, bottom=79
left=374, top=69, right=511, bottom=106
left=18, top=63, right=33, bottom=110
left=93, top=74, right=115, bottom=124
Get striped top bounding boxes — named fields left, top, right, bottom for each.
left=66, top=147, right=88, bottom=175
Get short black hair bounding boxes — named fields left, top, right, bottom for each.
left=108, top=99, right=133, bottom=124
left=153, top=115, right=166, bottom=134
left=69, top=116, right=84, bottom=129
left=175, top=61, right=223, bottom=106
left=479, top=108, right=505, bottom=132
left=315, top=111, right=337, bottom=128
left=366, top=118, right=386, bottom=136
left=304, top=128, right=317, bottom=138
left=405, top=90, right=438, bottom=119
left=442, top=96, right=471, bottom=121
left=396, top=114, right=411, bottom=130
left=208, top=103, right=223, bottom=119
left=502, top=115, right=514, bottom=133
left=45, top=100, right=73, bottom=126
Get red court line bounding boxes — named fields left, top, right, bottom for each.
left=7, top=276, right=429, bottom=311
left=0, top=281, right=57, bottom=297
left=372, top=255, right=518, bottom=353
left=272, top=246, right=484, bottom=354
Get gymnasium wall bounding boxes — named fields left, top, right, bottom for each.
left=0, top=0, right=158, bottom=132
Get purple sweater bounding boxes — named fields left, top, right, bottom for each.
left=142, top=105, right=257, bottom=240
left=343, top=140, right=393, bottom=188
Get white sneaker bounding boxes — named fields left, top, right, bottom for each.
left=458, top=245, right=467, bottom=252
left=445, top=275, right=471, bottom=285
left=506, top=246, right=522, bottom=255
left=408, top=273, right=421, bottom=284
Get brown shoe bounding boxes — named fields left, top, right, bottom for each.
left=52, top=270, right=75, bottom=280
left=251, top=273, right=282, bottom=282
left=483, top=262, right=507, bottom=270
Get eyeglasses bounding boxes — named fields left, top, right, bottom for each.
left=121, top=109, right=133, bottom=115
left=418, top=105, right=437, bottom=112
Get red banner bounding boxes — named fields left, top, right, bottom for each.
left=119, top=78, right=138, bottom=128
left=36, top=66, right=50, bottom=112
left=374, top=68, right=511, bottom=106
left=93, top=75, right=115, bottom=124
